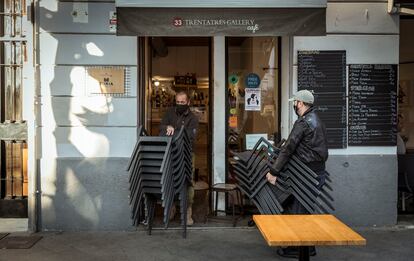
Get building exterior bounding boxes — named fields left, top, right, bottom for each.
left=1, top=0, right=412, bottom=232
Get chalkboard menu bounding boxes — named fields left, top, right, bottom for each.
left=348, top=64, right=397, bottom=146
left=298, top=50, right=347, bottom=148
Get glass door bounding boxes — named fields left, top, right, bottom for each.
left=226, top=37, right=281, bottom=181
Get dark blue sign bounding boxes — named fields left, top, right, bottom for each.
left=245, top=73, right=261, bottom=88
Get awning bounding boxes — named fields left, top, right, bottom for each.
left=116, top=1, right=327, bottom=36
left=115, top=0, right=327, bottom=8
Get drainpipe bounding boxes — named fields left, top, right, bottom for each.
left=31, top=0, right=41, bottom=232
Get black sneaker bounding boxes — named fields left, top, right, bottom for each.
left=309, top=246, right=317, bottom=256
left=247, top=219, right=255, bottom=227
left=276, top=247, right=299, bottom=259
left=276, top=247, right=317, bottom=258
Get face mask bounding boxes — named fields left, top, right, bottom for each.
left=176, top=104, right=188, bottom=115
left=293, top=102, right=299, bottom=116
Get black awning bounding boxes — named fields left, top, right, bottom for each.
left=115, top=0, right=327, bottom=8
left=116, top=8, right=326, bottom=36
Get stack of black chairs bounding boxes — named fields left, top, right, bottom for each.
left=232, top=137, right=334, bottom=215
left=127, top=126, right=192, bottom=238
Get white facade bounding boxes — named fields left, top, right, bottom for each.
left=26, top=0, right=402, bottom=231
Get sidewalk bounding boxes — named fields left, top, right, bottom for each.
left=0, top=225, right=413, bottom=261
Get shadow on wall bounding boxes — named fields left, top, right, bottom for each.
left=38, top=5, right=132, bottom=230
left=41, top=157, right=132, bottom=231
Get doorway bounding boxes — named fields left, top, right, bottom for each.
left=143, top=37, right=212, bottom=224
left=398, top=18, right=414, bottom=217
left=0, top=0, right=29, bottom=222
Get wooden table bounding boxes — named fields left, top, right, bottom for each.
left=253, top=215, right=366, bottom=261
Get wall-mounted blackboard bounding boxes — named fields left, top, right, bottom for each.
left=348, top=64, right=397, bottom=146
left=298, top=50, right=347, bottom=149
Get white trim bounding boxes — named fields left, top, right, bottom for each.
left=212, top=36, right=226, bottom=211
left=329, top=147, right=397, bottom=155
left=281, top=36, right=292, bottom=140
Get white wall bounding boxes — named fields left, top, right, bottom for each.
left=38, top=0, right=138, bottom=232
left=38, top=0, right=137, bottom=158
left=287, top=1, right=399, bottom=155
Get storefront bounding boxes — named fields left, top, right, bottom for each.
left=1, top=0, right=408, bottom=231
left=116, top=0, right=326, bottom=223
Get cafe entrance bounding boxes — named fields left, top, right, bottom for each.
left=118, top=1, right=325, bottom=226
left=141, top=37, right=213, bottom=224
left=138, top=36, right=281, bottom=225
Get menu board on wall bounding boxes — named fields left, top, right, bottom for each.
left=298, top=50, right=347, bottom=149
left=348, top=64, right=398, bottom=146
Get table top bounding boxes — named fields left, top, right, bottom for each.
left=253, top=215, right=366, bottom=247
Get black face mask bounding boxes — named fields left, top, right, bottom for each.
left=176, top=104, right=189, bottom=115
left=293, top=104, right=299, bottom=116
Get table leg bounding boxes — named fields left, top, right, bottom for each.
left=298, top=246, right=310, bottom=261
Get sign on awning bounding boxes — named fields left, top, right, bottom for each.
left=116, top=8, right=326, bottom=36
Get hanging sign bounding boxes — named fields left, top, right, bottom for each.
left=245, top=73, right=261, bottom=88
left=245, top=88, right=261, bottom=111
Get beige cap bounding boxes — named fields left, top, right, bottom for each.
left=288, top=90, right=314, bottom=104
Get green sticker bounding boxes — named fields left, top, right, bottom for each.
left=229, top=74, right=239, bottom=84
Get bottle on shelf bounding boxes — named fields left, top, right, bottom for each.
left=193, top=91, right=198, bottom=106
left=155, top=90, right=161, bottom=108
left=186, top=73, right=191, bottom=85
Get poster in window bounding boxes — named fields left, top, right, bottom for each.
left=245, top=88, right=261, bottom=111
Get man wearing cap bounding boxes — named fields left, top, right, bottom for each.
left=266, top=89, right=329, bottom=258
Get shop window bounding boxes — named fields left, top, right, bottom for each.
left=226, top=37, right=280, bottom=156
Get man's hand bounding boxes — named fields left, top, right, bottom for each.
left=166, top=125, right=175, bottom=136
left=266, top=172, right=277, bottom=185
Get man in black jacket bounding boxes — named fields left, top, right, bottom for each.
left=160, top=91, right=199, bottom=225
left=159, top=91, right=199, bottom=145
left=266, top=89, right=329, bottom=258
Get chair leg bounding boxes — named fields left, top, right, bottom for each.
left=237, top=189, right=244, bottom=216
left=228, top=193, right=236, bottom=227
left=215, top=190, right=219, bottom=216
left=148, top=197, right=155, bottom=235
left=402, top=192, right=406, bottom=212
left=182, top=189, right=188, bottom=239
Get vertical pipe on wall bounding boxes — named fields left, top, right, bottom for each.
left=32, top=0, right=41, bottom=232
